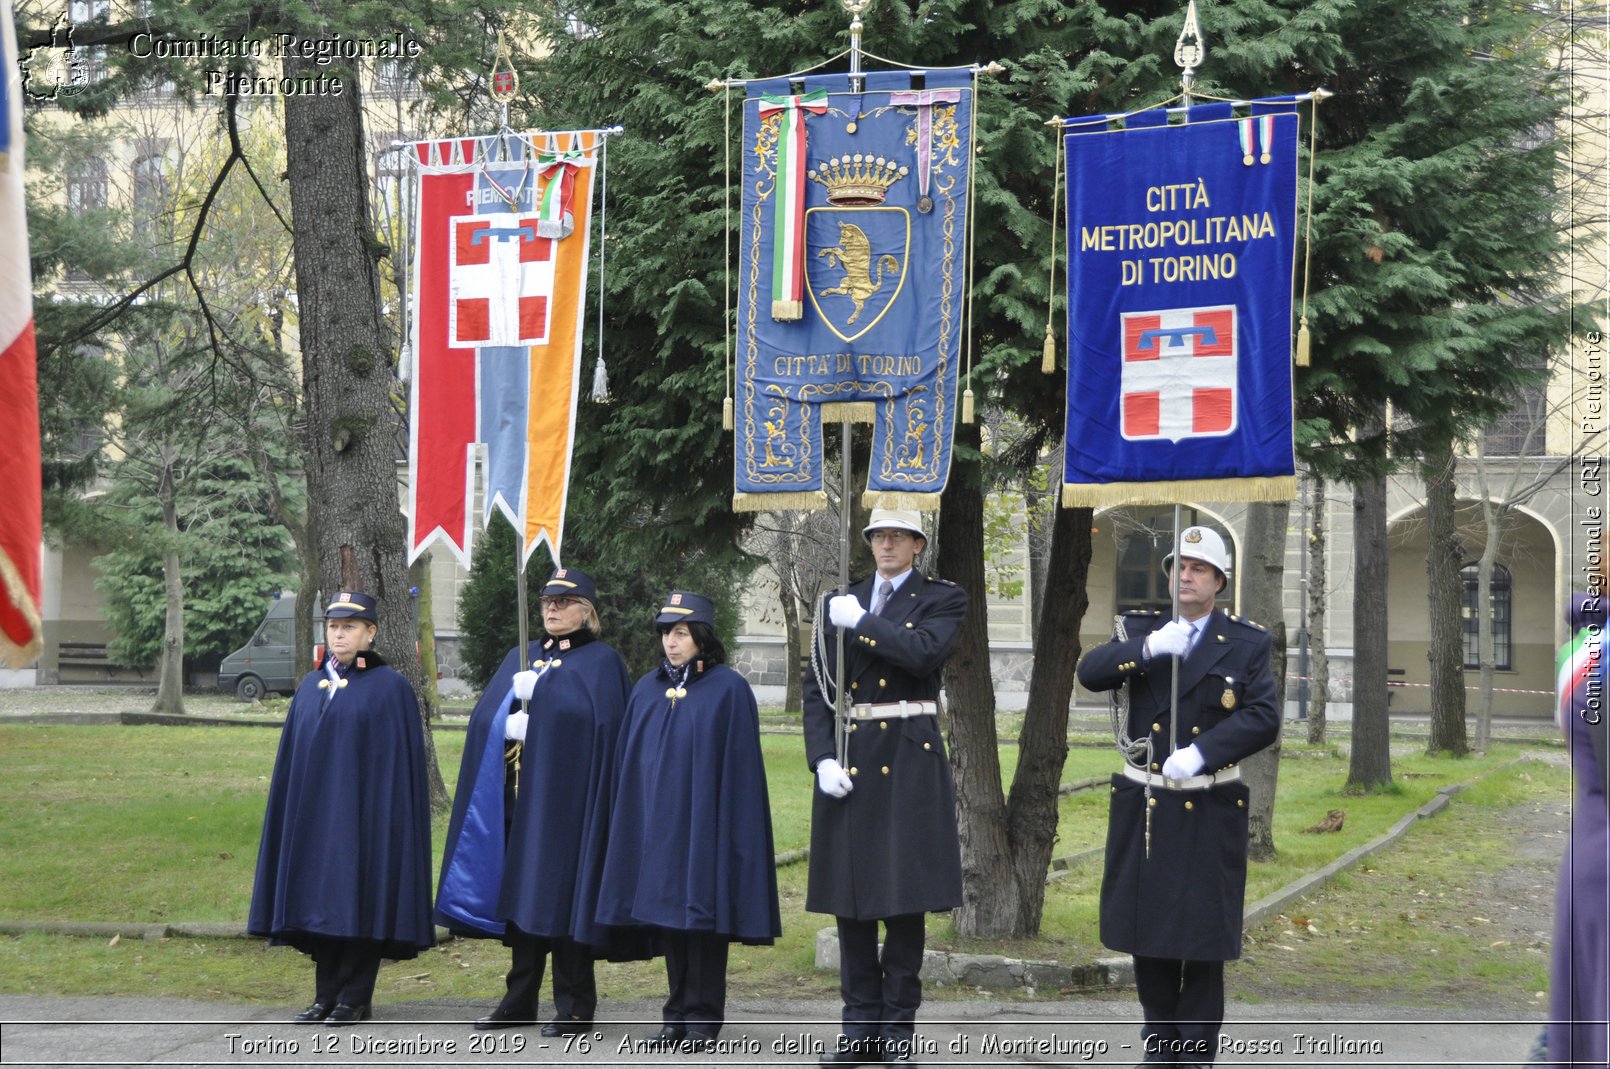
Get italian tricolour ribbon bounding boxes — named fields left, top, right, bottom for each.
left=1557, top=626, right=1600, bottom=728
left=757, top=89, right=828, bottom=320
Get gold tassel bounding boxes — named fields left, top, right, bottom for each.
left=863, top=490, right=943, bottom=511
left=1295, top=321, right=1311, bottom=367
left=1042, top=326, right=1056, bottom=374
left=722, top=396, right=734, bottom=430
left=962, top=387, right=975, bottom=424
left=732, top=490, right=829, bottom=512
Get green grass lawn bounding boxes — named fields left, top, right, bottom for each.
left=0, top=722, right=1557, bottom=1006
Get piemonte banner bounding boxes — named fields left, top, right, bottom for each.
left=407, top=130, right=599, bottom=567
left=1061, top=102, right=1299, bottom=507
left=734, top=69, right=972, bottom=512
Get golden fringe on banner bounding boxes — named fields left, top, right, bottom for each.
left=732, top=491, right=829, bottom=513
left=1060, top=476, right=1298, bottom=509
left=864, top=491, right=943, bottom=511
left=818, top=402, right=877, bottom=424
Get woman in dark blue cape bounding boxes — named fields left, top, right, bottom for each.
left=248, top=592, right=434, bottom=1025
left=596, top=591, right=781, bottom=1048
left=436, top=568, right=641, bottom=1035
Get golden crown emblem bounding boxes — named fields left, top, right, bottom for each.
left=808, top=153, right=909, bottom=206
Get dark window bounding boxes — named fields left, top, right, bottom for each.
left=66, top=157, right=107, bottom=213
left=132, top=154, right=167, bottom=235
left=1482, top=366, right=1548, bottom=456
left=256, top=618, right=293, bottom=647
left=1461, top=562, right=1512, bottom=670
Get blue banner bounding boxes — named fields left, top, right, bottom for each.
left=1062, top=111, right=1299, bottom=507
left=734, top=70, right=972, bottom=512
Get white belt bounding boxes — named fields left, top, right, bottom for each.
left=850, top=700, right=937, bottom=719
left=1122, top=763, right=1241, bottom=791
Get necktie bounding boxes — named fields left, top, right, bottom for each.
left=872, top=580, right=894, bottom=616
left=1186, top=621, right=1199, bottom=656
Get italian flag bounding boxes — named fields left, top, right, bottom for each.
left=758, top=90, right=827, bottom=320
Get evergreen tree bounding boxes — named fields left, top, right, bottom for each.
left=94, top=451, right=299, bottom=670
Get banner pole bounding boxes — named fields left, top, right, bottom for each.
left=1169, top=505, right=1182, bottom=762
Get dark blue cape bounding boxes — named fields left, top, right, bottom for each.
left=433, top=641, right=532, bottom=938
left=596, top=662, right=781, bottom=943
left=248, top=657, right=436, bottom=959
left=436, top=634, right=640, bottom=953
left=498, top=636, right=635, bottom=947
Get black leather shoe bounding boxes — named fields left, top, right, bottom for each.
left=476, top=1007, right=535, bottom=1030
left=681, top=1030, right=717, bottom=1053
left=325, top=1003, right=372, bottom=1026
left=291, top=1002, right=332, bottom=1023
left=819, top=1040, right=881, bottom=1066
left=648, top=1026, right=687, bottom=1046
left=540, top=1018, right=593, bottom=1038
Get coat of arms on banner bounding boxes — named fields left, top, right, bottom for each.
left=1120, top=305, right=1237, bottom=441
left=734, top=72, right=973, bottom=512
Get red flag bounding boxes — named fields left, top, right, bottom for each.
left=0, top=1, right=43, bottom=668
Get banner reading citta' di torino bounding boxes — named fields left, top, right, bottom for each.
left=734, top=70, right=972, bottom=512
left=1061, top=105, right=1299, bottom=508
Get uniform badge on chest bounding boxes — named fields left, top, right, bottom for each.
left=1221, top=675, right=1237, bottom=710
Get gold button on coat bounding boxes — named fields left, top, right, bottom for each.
left=881, top=766, right=889, bottom=775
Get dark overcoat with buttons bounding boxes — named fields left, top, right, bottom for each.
left=1076, top=608, right=1279, bottom=961
left=802, top=571, right=967, bottom=920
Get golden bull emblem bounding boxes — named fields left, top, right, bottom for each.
left=818, top=222, right=899, bottom=326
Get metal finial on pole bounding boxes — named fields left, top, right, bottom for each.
left=1174, top=0, right=1204, bottom=108
left=490, top=30, right=518, bottom=131
left=844, top=0, right=870, bottom=91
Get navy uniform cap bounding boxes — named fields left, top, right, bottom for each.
left=541, top=567, right=598, bottom=605
left=324, top=591, right=378, bottom=622
left=656, top=590, right=716, bottom=627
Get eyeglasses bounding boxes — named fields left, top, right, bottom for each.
left=540, top=596, right=580, bottom=610
left=869, top=531, right=914, bottom=545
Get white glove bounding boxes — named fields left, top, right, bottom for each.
left=511, top=670, right=539, bottom=702
left=816, top=757, right=854, bottom=798
left=505, top=711, right=529, bottom=743
left=1161, top=744, right=1205, bottom=781
left=828, top=594, right=867, bottom=631
left=1145, top=619, right=1193, bottom=660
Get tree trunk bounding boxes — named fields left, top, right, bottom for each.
left=1475, top=506, right=1504, bottom=751
left=1023, top=451, right=1062, bottom=635
left=781, top=587, right=803, bottom=713
left=937, top=422, right=1014, bottom=938
left=1003, top=499, right=1093, bottom=934
left=1239, top=500, right=1289, bottom=861
left=1422, top=442, right=1468, bottom=756
left=282, top=55, right=448, bottom=812
left=1305, top=473, right=1329, bottom=746
left=1347, top=459, right=1394, bottom=791
left=152, top=463, right=185, bottom=716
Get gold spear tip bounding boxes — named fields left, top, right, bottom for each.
left=705, top=78, right=725, bottom=92
left=981, top=61, right=1005, bottom=77
left=1312, top=87, right=1335, bottom=101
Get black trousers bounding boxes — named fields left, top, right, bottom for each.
left=308, top=937, right=383, bottom=1008
left=499, top=931, right=597, bottom=1023
left=836, top=913, right=924, bottom=1053
left=660, top=929, right=729, bottom=1038
left=1132, top=955, right=1224, bottom=1065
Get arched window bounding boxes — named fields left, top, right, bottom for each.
left=1460, top=562, right=1512, bottom=670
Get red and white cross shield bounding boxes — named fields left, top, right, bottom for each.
left=1119, top=305, right=1238, bottom=442
left=447, top=213, right=556, bottom=348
